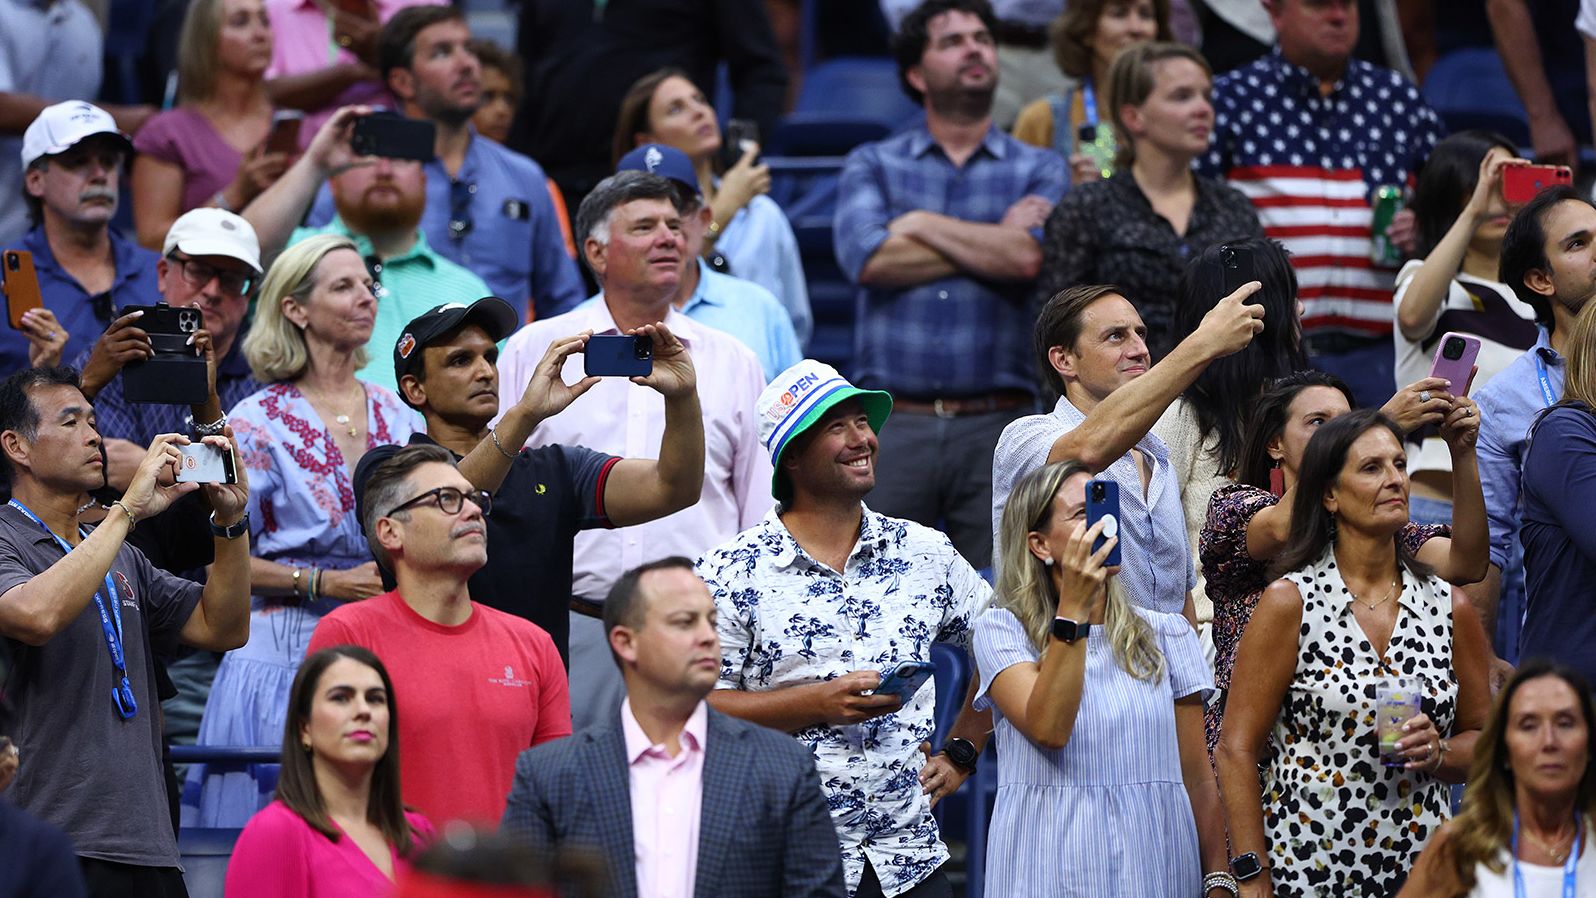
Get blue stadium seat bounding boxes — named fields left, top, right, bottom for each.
left=930, top=642, right=970, bottom=745
left=793, top=57, right=922, bottom=129
left=1422, top=48, right=1530, bottom=147
left=179, top=827, right=243, bottom=898
left=929, top=641, right=992, bottom=898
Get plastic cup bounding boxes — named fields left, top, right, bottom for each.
left=1376, top=676, right=1422, bottom=767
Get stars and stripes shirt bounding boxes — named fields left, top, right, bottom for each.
left=1197, top=49, right=1444, bottom=342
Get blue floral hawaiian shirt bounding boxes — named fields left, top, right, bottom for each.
left=697, top=505, right=991, bottom=897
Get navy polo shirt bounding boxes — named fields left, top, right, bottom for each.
left=1, top=226, right=162, bottom=376
left=398, top=432, right=618, bottom=663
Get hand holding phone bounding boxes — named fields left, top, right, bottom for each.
left=1219, top=243, right=1259, bottom=299
left=1502, top=162, right=1573, bottom=205
left=264, top=110, right=304, bottom=155
left=176, top=440, right=239, bottom=484
left=583, top=334, right=653, bottom=378
left=2, top=250, right=43, bottom=329
left=1085, top=479, right=1121, bottom=567
left=873, top=660, right=936, bottom=701
left=1427, top=332, right=1481, bottom=396
left=350, top=113, right=436, bottom=161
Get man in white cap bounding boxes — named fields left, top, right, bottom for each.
left=698, top=358, right=992, bottom=898
left=2, top=101, right=163, bottom=377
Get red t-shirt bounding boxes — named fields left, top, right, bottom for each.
left=307, top=591, right=572, bottom=825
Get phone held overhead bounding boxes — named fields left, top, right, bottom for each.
left=120, top=303, right=208, bottom=404
left=351, top=111, right=436, bottom=162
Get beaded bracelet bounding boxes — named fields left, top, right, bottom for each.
left=1202, top=871, right=1240, bottom=898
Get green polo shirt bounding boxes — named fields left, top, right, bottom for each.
left=289, top=218, right=493, bottom=391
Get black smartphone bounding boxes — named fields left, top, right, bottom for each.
left=583, top=334, right=653, bottom=378
left=120, top=303, right=207, bottom=404
left=1220, top=243, right=1258, bottom=297
left=350, top=113, right=436, bottom=161
left=719, top=118, right=759, bottom=169
left=1085, top=479, right=1121, bottom=567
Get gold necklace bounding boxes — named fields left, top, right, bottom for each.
left=303, top=383, right=362, bottom=438
left=1351, top=578, right=1399, bottom=611
left=1522, top=820, right=1577, bottom=864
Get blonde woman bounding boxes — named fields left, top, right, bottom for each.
left=188, top=235, right=418, bottom=827
left=974, top=459, right=1231, bottom=897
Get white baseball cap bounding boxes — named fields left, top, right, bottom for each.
left=21, top=100, right=131, bottom=169
left=163, top=208, right=264, bottom=274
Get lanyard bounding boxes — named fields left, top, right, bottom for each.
left=7, top=499, right=138, bottom=719
left=1513, top=811, right=1581, bottom=898
left=1081, top=79, right=1099, bottom=127
left=1536, top=354, right=1559, bottom=408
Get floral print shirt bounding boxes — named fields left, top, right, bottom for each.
left=697, top=505, right=991, bottom=897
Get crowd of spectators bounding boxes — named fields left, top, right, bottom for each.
left=10, top=0, right=1596, bottom=897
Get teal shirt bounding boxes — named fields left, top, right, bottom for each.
left=289, top=219, right=493, bottom=390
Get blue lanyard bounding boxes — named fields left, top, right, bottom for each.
left=7, top=499, right=138, bottom=719
left=1513, top=811, right=1581, bottom=898
left=1536, top=354, right=1559, bottom=408
left=1081, top=79, right=1099, bottom=127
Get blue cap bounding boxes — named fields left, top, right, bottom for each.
left=616, top=143, right=701, bottom=199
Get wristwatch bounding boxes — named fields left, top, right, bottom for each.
left=1051, top=616, right=1090, bottom=644
left=209, top=511, right=250, bottom=540
left=942, top=737, right=978, bottom=773
left=1230, top=852, right=1265, bottom=881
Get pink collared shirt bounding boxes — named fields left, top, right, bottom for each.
left=621, top=698, right=708, bottom=898
left=495, top=301, right=774, bottom=602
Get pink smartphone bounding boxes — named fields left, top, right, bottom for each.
left=1428, top=332, right=1481, bottom=395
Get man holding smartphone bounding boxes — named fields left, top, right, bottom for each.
left=699, top=358, right=992, bottom=898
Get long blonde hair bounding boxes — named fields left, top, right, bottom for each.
left=996, top=460, right=1164, bottom=680
left=1560, top=299, right=1596, bottom=409
left=242, top=235, right=369, bottom=383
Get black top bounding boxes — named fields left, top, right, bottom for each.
left=398, top=433, right=618, bottom=665
left=509, top=0, right=787, bottom=205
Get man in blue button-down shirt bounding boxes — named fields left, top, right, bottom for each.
left=833, top=0, right=1065, bottom=569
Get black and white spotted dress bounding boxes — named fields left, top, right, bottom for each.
left=1263, top=546, right=1457, bottom=897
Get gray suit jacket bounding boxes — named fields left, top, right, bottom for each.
left=500, top=704, right=846, bottom=898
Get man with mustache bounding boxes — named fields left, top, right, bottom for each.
left=832, top=0, right=1064, bottom=571
left=241, top=107, right=490, bottom=391
left=0, top=102, right=165, bottom=377
left=307, top=443, right=572, bottom=826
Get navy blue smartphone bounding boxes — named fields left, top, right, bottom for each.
left=583, top=335, right=653, bottom=378
left=1085, top=479, right=1121, bottom=567
left=874, top=660, right=936, bottom=701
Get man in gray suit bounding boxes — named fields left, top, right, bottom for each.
left=500, top=557, right=845, bottom=898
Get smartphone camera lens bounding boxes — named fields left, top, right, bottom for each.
left=5, top=254, right=16, bottom=272
left=634, top=338, right=651, bottom=360
left=1442, top=337, right=1465, bottom=360
left=1091, top=483, right=1104, bottom=500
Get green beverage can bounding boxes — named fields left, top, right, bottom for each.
left=1370, top=184, right=1405, bottom=267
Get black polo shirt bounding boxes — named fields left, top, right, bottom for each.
left=402, top=433, right=617, bottom=664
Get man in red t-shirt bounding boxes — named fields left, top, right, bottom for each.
left=307, top=444, right=571, bottom=826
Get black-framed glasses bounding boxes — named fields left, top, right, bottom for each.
left=385, top=486, right=492, bottom=519
left=449, top=180, right=476, bottom=241
left=168, top=253, right=255, bottom=296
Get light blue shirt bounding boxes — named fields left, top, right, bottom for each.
left=714, top=194, right=812, bottom=346
left=1475, top=327, right=1565, bottom=571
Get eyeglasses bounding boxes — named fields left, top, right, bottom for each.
left=168, top=254, right=255, bottom=296
left=449, top=180, right=476, bottom=241
left=385, top=486, right=492, bottom=519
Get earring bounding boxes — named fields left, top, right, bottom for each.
left=301, top=740, right=312, bottom=753
left=1268, top=460, right=1285, bottom=498
left=1043, top=557, right=1054, bottom=567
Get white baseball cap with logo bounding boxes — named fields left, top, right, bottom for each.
left=162, top=208, right=264, bottom=274
left=756, top=359, right=892, bottom=501
left=21, top=100, right=132, bottom=169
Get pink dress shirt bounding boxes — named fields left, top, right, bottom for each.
left=495, top=301, right=774, bottom=603
left=622, top=698, right=708, bottom=898
left=225, top=801, right=435, bottom=898
left=263, top=0, right=443, bottom=143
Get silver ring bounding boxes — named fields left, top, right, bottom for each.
left=1419, top=390, right=1432, bottom=403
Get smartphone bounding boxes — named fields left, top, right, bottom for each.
left=1502, top=163, right=1573, bottom=205
left=1428, top=332, right=1481, bottom=396
left=1085, top=479, right=1121, bottom=567
left=264, top=110, right=303, bottom=155
left=583, top=334, right=653, bottom=378
left=176, top=441, right=239, bottom=484
left=120, top=303, right=207, bottom=404
left=716, top=117, right=760, bottom=170
left=1219, top=243, right=1258, bottom=298
left=2, top=250, right=42, bottom=329
left=350, top=114, right=436, bottom=162
left=873, top=660, right=936, bottom=701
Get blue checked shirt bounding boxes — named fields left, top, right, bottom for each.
left=834, top=124, right=1065, bottom=397
left=74, top=333, right=262, bottom=446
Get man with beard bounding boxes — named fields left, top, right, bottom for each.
left=243, top=107, right=491, bottom=390
left=832, top=0, right=1064, bottom=570
left=300, top=6, right=585, bottom=322
left=0, top=102, right=164, bottom=376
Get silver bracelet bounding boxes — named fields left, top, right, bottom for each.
left=1203, top=872, right=1240, bottom=898
left=489, top=428, right=517, bottom=460
left=187, top=413, right=228, bottom=437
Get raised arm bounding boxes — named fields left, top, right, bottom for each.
left=597, top=322, right=705, bottom=526
left=1486, top=0, right=1577, bottom=166
left=457, top=332, right=597, bottom=494
left=242, top=106, right=369, bottom=258
left=1414, top=398, right=1489, bottom=585
left=178, top=429, right=253, bottom=651
left=1396, top=150, right=1514, bottom=340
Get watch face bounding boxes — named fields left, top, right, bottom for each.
left=1051, top=617, right=1084, bottom=642
left=945, top=739, right=977, bottom=768
left=1231, top=853, right=1263, bottom=880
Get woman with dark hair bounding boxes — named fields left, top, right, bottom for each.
left=1395, top=130, right=1538, bottom=528
left=1037, top=42, right=1262, bottom=356
left=1198, top=371, right=1466, bottom=750
left=1217, top=409, right=1492, bottom=898
left=225, top=645, right=433, bottom=897
left=1399, top=661, right=1596, bottom=897
left=610, top=67, right=810, bottom=344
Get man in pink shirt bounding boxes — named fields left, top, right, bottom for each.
left=495, top=170, right=772, bottom=732
left=308, top=443, right=571, bottom=826
left=501, top=557, right=844, bottom=898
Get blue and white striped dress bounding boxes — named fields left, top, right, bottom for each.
left=973, top=605, right=1213, bottom=897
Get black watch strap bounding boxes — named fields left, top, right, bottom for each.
left=210, top=511, right=250, bottom=540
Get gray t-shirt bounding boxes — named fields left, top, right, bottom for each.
left=0, top=503, right=202, bottom=867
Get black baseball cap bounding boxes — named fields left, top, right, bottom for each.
left=392, top=297, right=519, bottom=407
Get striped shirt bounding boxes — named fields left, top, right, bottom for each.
left=1198, top=49, right=1444, bottom=341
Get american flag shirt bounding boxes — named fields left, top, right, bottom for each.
left=1197, top=49, right=1444, bottom=341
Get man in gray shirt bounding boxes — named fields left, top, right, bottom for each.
left=0, top=366, right=251, bottom=897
